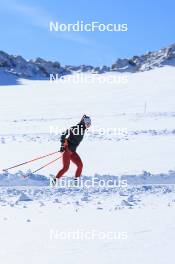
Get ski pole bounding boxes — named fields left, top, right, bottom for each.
left=2, top=151, right=60, bottom=172
left=32, top=155, right=62, bottom=174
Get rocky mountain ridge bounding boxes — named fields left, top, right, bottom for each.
left=0, top=43, right=175, bottom=79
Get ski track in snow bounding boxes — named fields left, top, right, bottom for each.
left=0, top=172, right=175, bottom=208
left=0, top=130, right=175, bottom=144
left=1, top=184, right=175, bottom=210
left=0, top=111, right=175, bottom=143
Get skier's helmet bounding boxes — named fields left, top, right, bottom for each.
left=81, top=115, right=91, bottom=127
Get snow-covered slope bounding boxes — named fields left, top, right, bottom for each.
left=0, top=62, right=175, bottom=264
left=0, top=66, right=174, bottom=184
left=1, top=183, right=175, bottom=264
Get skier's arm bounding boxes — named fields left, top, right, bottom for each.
left=60, top=129, right=69, bottom=152
left=60, top=129, right=69, bottom=143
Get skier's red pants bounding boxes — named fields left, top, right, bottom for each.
left=56, top=149, right=83, bottom=179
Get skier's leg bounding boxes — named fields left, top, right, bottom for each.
left=70, top=152, right=83, bottom=177
left=56, top=150, right=71, bottom=179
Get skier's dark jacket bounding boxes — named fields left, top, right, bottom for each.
left=60, top=122, right=86, bottom=152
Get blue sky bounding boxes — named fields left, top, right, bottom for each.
left=0, top=0, right=174, bottom=66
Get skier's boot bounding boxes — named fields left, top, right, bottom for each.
left=74, top=177, right=80, bottom=187
left=50, top=175, right=58, bottom=188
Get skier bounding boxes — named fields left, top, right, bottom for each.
left=52, top=115, right=91, bottom=186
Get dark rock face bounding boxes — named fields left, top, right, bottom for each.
left=111, top=43, right=175, bottom=72
left=0, top=51, right=70, bottom=79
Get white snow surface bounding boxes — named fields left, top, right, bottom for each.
left=0, top=66, right=175, bottom=177
left=0, top=66, right=175, bottom=264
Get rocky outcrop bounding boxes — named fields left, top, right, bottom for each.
left=0, top=51, right=70, bottom=79
left=0, top=43, right=175, bottom=80
left=111, top=44, right=175, bottom=72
